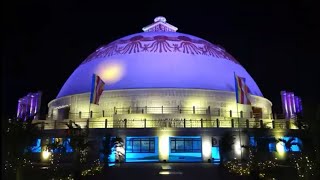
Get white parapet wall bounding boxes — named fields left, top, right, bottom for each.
left=48, top=88, right=272, bottom=121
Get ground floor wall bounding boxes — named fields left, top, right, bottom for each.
left=33, top=128, right=302, bottom=164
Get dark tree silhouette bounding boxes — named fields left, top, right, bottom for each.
left=219, top=132, right=235, bottom=165
left=100, top=133, right=112, bottom=169
left=3, top=114, right=42, bottom=180
left=242, top=129, right=278, bottom=179
left=65, top=120, right=90, bottom=180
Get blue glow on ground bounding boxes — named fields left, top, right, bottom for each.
left=211, top=147, right=220, bottom=162
left=108, top=163, right=115, bottom=167
left=125, top=153, right=159, bottom=162
left=169, top=153, right=202, bottom=162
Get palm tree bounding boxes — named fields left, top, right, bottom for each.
left=219, top=132, right=235, bottom=165
left=242, top=132, right=278, bottom=179
left=4, top=114, right=42, bottom=180
left=65, top=120, right=90, bottom=180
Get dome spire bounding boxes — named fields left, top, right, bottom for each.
left=142, top=16, right=178, bottom=32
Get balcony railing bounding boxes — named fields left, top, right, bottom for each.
left=33, top=118, right=299, bottom=130
left=56, top=106, right=276, bottom=120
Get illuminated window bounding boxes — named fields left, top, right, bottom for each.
left=170, top=138, right=201, bottom=153
left=126, top=138, right=155, bottom=153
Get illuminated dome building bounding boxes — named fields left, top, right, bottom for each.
left=34, top=17, right=301, bottom=163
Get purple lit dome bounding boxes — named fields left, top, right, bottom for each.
left=57, top=16, right=263, bottom=98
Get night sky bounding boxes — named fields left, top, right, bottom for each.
left=2, top=0, right=319, bottom=119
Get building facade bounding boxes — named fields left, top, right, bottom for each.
left=32, top=17, right=302, bottom=163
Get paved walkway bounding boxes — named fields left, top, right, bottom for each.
left=12, top=162, right=298, bottom=180
left=89, top=163, right=246, bottom=180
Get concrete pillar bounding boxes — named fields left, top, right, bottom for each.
left=272, top=120, right=275, bottom=129
left=260, top=120, right=263, bottom=128
left=157, top=130, right=173, bottom=162
left=231, top=119, right=234, bottom=128
left=202, top=135, right=212, bottom=162
left=285, top=121, right=290, bottom=129
left=144, top=119, right=147, bottom=128
left=54, top=120, right=57, bottom=129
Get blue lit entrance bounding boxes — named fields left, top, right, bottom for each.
left=211, top=147, right=220, bottom=162
left=211, top=137, right=220, bottom=162
left=169, top=136, right=202, bottom=162
left=125, top=136, right=159, bottom=162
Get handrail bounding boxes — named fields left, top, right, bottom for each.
left=60, top=106, right=277, bottom=119
left=33, top=118, right=299, bottom=130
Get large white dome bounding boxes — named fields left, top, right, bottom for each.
left=57, top=17, right=263, bottom=98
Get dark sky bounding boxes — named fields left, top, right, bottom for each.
left=2, top=0, right=319, bottom=119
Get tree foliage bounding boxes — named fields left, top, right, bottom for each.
left=219, top=131, right=235, bottom=165
left=65, top=120, right=90, bottom=180
left=3, top=114, right=42, bottom=179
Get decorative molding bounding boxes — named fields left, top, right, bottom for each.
left=81, top=35, right=239, bottom=65
left=142, top=16, right=178, bottom=32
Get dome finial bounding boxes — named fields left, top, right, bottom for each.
left=154, top=16, right=166, bottom=23
left=142, top=16, right=178, bottom=32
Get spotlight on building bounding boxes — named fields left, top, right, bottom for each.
left=42, top=150, right=51, bottom=160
